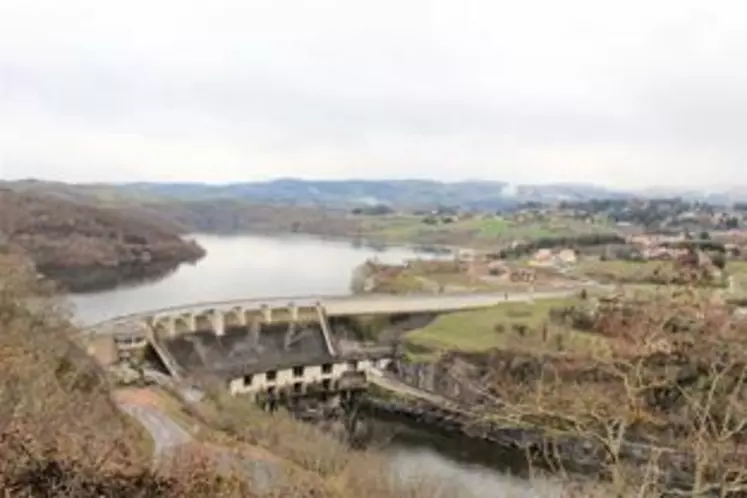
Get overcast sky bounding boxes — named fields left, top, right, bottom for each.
left=1, top=0, right=745, bottom=188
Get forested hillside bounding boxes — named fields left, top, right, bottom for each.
left=0, top=189, right=205, bottom=291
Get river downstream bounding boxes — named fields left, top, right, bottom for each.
left=70, top=234, right=557, bottom=497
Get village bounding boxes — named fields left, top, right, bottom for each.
left=354, top=227, right=747, bottom=296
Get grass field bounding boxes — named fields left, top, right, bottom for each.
left=357, top=214, right=618, bottom=248
left=572, top=260, right=677, bottom=284
left=404, top=297, right=611, bottom=357
left=474, top=217, right=510, bottom=237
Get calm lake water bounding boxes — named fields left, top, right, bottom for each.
left=70, top=234, right=451, bottom=324
left=69, top=234, right=558, bottom=497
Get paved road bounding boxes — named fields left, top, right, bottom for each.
left=323, top=289, right=578, bottom=316
left=87, top=287, right=595, bottom=333
left=118, top=402, right=192, bottom=463
left=118, top=398, right=282, bottom=489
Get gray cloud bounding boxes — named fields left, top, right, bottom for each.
left=1, top=0, right=746, bottom=188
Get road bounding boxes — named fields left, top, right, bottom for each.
left=322, top=289, right=580, bottom=316
left=117, top=402, right=192, bottom=463
left=87, top=287, right=597, bottom=334
left=118, top=397, right=282, bottom=489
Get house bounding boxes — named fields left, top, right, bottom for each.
left=457, top=249, right=477, bottom=262
left=556, top=249, right=577, bottom=265
left=530, top=248, right=554, bottom=266
left=487, top=261, right=510, bottom=277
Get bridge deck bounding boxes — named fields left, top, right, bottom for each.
left=87, top=290, right=575, bottom=332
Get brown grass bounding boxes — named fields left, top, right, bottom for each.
left=178, top=386, right=461, bottom=497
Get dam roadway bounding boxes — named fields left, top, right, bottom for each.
left=87, top=288, right=584, bottom=334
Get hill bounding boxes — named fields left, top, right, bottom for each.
left=13, top=178, right=747, bottom=211
left=5, top=178, right=637, bottom=210
left=0, top=189, right=205, bottom=292
left=113, top=179, right=641, bottom=209
left=0, top=180, right=635, bottom=248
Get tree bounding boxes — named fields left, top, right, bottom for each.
left=479, top=288, right=747, bottom=495
left=725, top=216, right=739, bottom=229
left=711, top=251, right=726, bottom=270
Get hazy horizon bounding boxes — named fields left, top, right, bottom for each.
left=2, top=0, right=746, bottom=188
left=11, top=176, right=747, bottom=195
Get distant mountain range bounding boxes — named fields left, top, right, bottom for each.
left=101, top=180, right=747, bottom=208
left=637, top=186, right=747, bottom=206
left=5, top=178, right=747, bottom=210
left=121, top=179, right=605, bottom=210
left=5, top=179, right=636, bottom=210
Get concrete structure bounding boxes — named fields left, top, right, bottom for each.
left=91, top=291, right=565, bottom=339
left=87, top=290, right=575, bottom=402
left=87, top=291, right=570, bottom=363
left=226, top=354, right=394, bottom=399
left=146, top=311, right=398, bottom=403
left=138, top=297, right=471, bottom=403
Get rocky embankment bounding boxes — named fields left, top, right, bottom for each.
left=372, top=353, right=704, bottom=492
left=0, top=189, right=205, bottom=292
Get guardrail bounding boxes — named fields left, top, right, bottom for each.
left=83, top=293, right=346, bottom=331
left=83, top=291, right=518, bottom=330
left=82, top=288, right=582, bottom=336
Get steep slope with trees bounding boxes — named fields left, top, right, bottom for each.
left=0, top=189, right=205, bottom=291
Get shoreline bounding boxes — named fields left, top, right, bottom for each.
left=360, top=392, right=695, bottom=491
left=46, top=260, right=189, bottom=293
left=67, top=231, right=462, bottom=295
left=183, top=229, right=463, bottom=255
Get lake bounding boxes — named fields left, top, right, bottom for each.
left=71, top=234, right=452, bottom=324
left=70, top=234, right=558, bottom=497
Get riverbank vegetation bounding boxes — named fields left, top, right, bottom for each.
left=395, top=286, right=747, bottom=495
left=0, top=188, right=205, bottom=292
left=520, top=291, right=747, bottom=494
